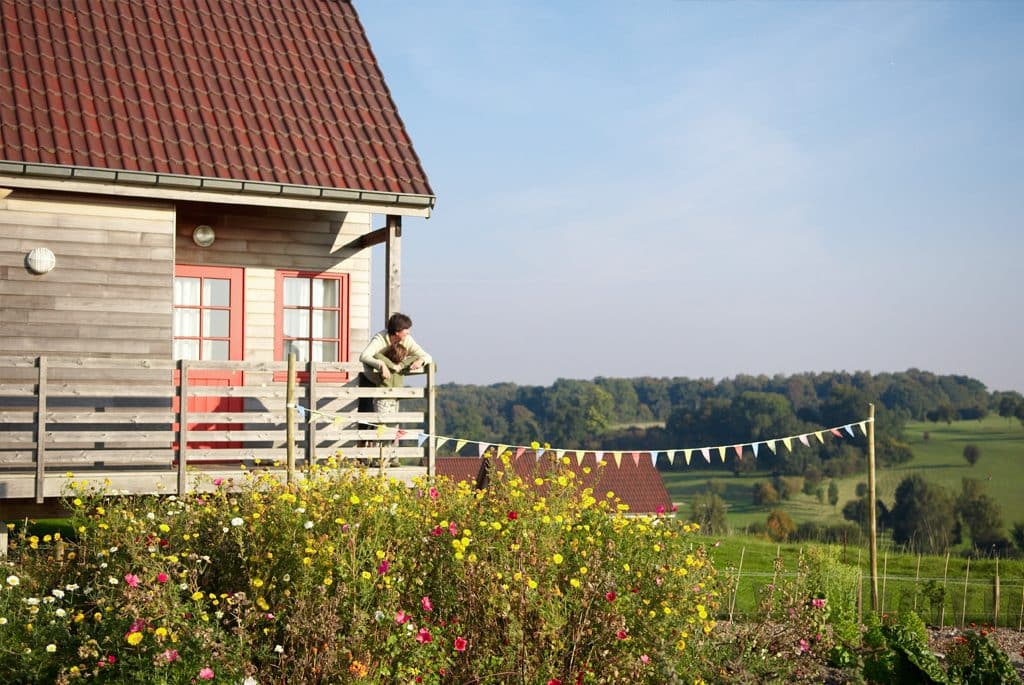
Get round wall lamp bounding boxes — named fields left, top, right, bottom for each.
left=25, top=247, right=56, bottom=274
left=192, top=224, right=216, bottom=247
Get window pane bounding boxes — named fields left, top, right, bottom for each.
left=174, top=308, right=199, bottom=337
left=283, top=339, right=308, bottom=362
left=283, top=277, right=309, bottom=306
left=203, top=309, right=230, bottom=338
left=203, top=278, right=230, bottom=307
left=174, top=277, right=200, bottom=306
left=284, top=309, right=308, bottom=337
left=313, top=279, right=339, bottom=307
left=202, top=340, right=229, bottom=360
left=312, top=340, right=338, bottom=362
left=312, top=310, right=337, bottom=338
left=173, top=339, right=199, bottom=360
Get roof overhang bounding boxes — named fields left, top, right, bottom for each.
left=0, top=161, right=434, bottom=218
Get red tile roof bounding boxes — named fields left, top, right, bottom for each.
left=0, top=0, right=433, bottom=198
left=436, top=453, right=673, bottom=515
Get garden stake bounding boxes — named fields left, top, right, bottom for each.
left=729, top=546, right=745, bottom=622
left=286, top=352, right=296, bottom=484
left=880, top=548, right=888, bottom=615
left=992, top=556, right=999, bottom=628
left=1018, top=582, right=1022, bottom=631
left=961, top=556, right=970, bottom=627
left=940, top=551, right=950, bottom=628
left=913, top=554, right=922, bottom=612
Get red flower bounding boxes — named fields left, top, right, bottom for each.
left=507, top=511, right=519, bottom=520
left=605, top=591, right=617, bottom=602
left=416, top=628, right=433, bottom=644
left=430, top=525, right=443, bottom=537
left=547, top=679, right=562, bottom=685
left=616, top=629, right=627, bottom=640
left=429, top=487, right=439, bottom=500
left=377, top=560, right=390, bottom=575
left=156, top=572, right=169, bottom=584
left=395, top=610, right=409, bottom=624
left=454, top=636, right=467, bottom=652
left=421, top=596, right=433, bottom=612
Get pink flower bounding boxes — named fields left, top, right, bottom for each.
left=605, top=591, right=617, bottom=602
left=507, top=511, right=518, bottom=520
left=378, top=560, right=390, bottom=575
left=454, top=636, right=467, bottom=652
left=429, top=487, right=439, bottom=500
left=547, top=679, right=562, bottom=685
left=128, top=618, right=146, bottom=633
left=416, top=628, right=433, bottom=644
left=616, top=629, right=627, bottom=640
left=156, top=572, right=169, bottom=584
left=198, top=666, right=215, bottom=679
left=448, top=521, right=458, bottom=536
left=213, top=478, right=224, bottom=487
left=656, top=505, right=666, bottom=515
left=430, top=525, right=443, bottom=536
left=811, top=598, right=826, bottom=609
left=124, top=573, right=140, bottom=588
left=162, top=649, right=179, bottom=663
left=798, top=639, right=810, bottom=654
left=421, top=596, right=433, bottom=612
left=640, top=654, right=650, bottom=664
left=395, top=610, right=409, bottom=625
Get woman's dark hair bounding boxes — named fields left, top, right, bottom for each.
left=387, top=313, right=413, bottom=335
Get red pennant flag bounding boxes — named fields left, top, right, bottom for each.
left=733, top=444, right=743, bottom=460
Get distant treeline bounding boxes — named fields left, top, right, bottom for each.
left=434, top=370, right=1024, bottom=477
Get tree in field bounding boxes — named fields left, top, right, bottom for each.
left=957, top=478, right=1006, bottom=551
left=689, top=492, right=729, bottom=535
left=766, top=509, right=796, bottom=542
left=962, top=443, right=981, bottom=467
left=926, top=403, right=957, bottom=424
left=752, top=481, right=780, bottom=506
left=827, top=480, right=839, bottom=508
left=841, top=496, right=890, bottom=535
left=890, top=475, right=957, bottom=554
left=1012, top=523, right=1024, bottom=553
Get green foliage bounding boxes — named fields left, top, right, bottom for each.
left=962, top=443, right=981, bottom=466
left=689, top=492, right=730, bottom=535
left=947, top=629, right=1023, bottom=685
left=827, top=480, right=839, bottom=507
left=862, top=612, right=948, bottom=684
left=890, top=475, right=957, bottom=553
left=0, top=461, right=722, bottom=684
left=751, top=481, right=780, bottom=506
left=765, top=509, right=795, bottom=542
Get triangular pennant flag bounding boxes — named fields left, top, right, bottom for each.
left=612, top=452, right=622, bottom=467
left=733, top=444, right=743, bottom=460
left=296, top=405, right=307, bottom=419
left=844, top=424, right=855, bottom=437
left=334, top=416, right=343, bottom=428
left=668, top=450, right=677, bottom=466
left=594, top=451, right=605, bottom=463
left=782, top=437, right=792, bottom=452
left=717, top=446, right=727, bottom=462
left=417, top=432, right=428, bottom=447
left=631, top=452, right=641, bottom=466
left=376, top=423, right=385, bottom=437
left=555, top=449, right=565, bottom=461
left=436, top=436, right=450, bottom=450
left=682, top=449, right=691, bottom=465
left=830, top=428, right=843, bottom=438
left=814, top=431, right=825, bottom=444
left=574, top=451, right=585, bottom=466
left=455, top=439, right=468, bottom=454
left=515, top=446, right=526, bottom=460
left=495, top=445, right=508, bottom=458
left=650, top=451, right=660, bottom=468
left=799, top=434, right=810, bottom=447
left=858, top=421, right=868, bottom=435
left=536, top=448, right=545, bottom=460
left=700, top=447, right=710, bottom=463
left=752, top=442, right=760, bottom=458
left=478, top=442, right=490, bottom=457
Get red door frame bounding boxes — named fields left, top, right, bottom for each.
left=173, top=265, right=245, bottom=449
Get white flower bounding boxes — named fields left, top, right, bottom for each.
left=242, top=678, right=258, bottom=685
left=231, top=517, right=244, bottom=527
left=99, top=562, right=108, bottom=569
left=294, top=507, right=306, bottom=514
left=42, top=596, right=55, bottom=604
left=51, top=589, right=65, bottom=599
left=0, top=617, right=8, bottom=625
left=108, top=577, right=119, bottom=585
left=273, top=645, right=284, bottom=654
left=109, top=546, right=118, bottom=553
left=303, top=521, right=314, bottom=530
left=5, top=575, right=19, bottom=587
left=374, top=610, right=385, bottom=622
left=46, top=644, right=56, bottom=653
left=64, top=584, right=79, bottom=592
left=222, top=527, right=229, bottom=533
left=25, top=598, right=40, bottom=606
left=55, top=608, right=67, bottom=618
left=147, top=512, right=156, bottom=520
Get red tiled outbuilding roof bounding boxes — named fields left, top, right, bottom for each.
left=0, top=0, right=433, bottom=199
left=436, top=453, right=673, bottom=515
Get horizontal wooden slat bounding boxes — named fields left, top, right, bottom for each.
left=0, top=450, right=175, bottom=467
left=0, top=356, right=38, bottom=367
left=45, top=357, right=176, bottom=370
left=48, top=384, right=174, bottom=397
left=189, top=386, right=289, bottom=398
left=45, top=430, right=174, bottom=444
left=42, top=411, right=175, bottom=423
left=0, top=384, right=37, bottom=396
left=0, top=411, right=35, bottom=422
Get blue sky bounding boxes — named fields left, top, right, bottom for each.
left=357, top=1, right=1024, bottom=393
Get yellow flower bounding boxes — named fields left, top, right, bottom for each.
left=191, top=591, right=204, bottom=601
left=349, top=495, right=361, bottom=505
left=159, top=524, right=170, bottom=533
left=251, top=578, right=264, bottom=588
left=126, top=632, right=143, bottom=646
left=256, top=597, right=270, bottom=611
left=155, top=627, right=168, bottom=638
left=579, top=566, right=588, bottom=575
left=360, top=571, right=371, bottom=580
left=527, top=579, right=538, bottom=590
left=570, top=578, right=581, bottom=588
left=552, top=553, right=564, bottom=565
left=323, top=577, right=333, bottom=586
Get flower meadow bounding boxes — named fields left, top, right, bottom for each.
left=1, top=454, right=721, bottom=684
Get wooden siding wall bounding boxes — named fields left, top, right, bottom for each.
left=0, top=190, right=175, bottom=358
left=174, top=207, right=373, bottom=363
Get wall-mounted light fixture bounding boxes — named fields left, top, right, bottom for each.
left=25, top=247, right=56, bottom=274
left=192, top=224, right=216, bottom=247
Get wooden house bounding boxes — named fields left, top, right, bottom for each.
left=0, top=0, right=437, bottom=505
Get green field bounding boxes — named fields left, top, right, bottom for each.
left=661, top=415, right=1024, bottom=532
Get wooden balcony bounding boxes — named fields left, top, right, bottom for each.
left=0, top=356, right=437, bottom=502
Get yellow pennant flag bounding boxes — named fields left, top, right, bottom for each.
left=436, top=436, right=450, bottom=450
left=717, top=446, right=727, bottom=462
left=814, top=431, right=825, bottom=444
left=782, top=437, right=793, bottom=452
left=668, top=450, right=677, bottom=465
left=612, top=452, right=622, bottom=467
left=555, top=449, right=565, bottom=461
left=495, top=444, right=508, bottom=458
left=765, top=440, right=777, bottom=454
left=858, top=420, right=868, bottom=435
left=455, top=439, right=468, bottom=454
left=683, top=449, right=692, bottom=465
left=575, top=451, right=585, bottom=466
left=376, top=424, right=385, bottom=437
left=334, top=416, right=343, bottom=428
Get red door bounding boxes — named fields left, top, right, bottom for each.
left=173, top=265, right=244, bottom=450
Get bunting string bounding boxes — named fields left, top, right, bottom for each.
left=286, top=402, right=873, bottom=467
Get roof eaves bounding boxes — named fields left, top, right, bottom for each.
left=0, top=161, right=436, bottom=210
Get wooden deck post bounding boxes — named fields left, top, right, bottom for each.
left=35, top=355, right=47, bottom=503
left=385, top=214, right=401, bottom=320
left=867, top=403, right=879, bottom=611
left=426, top=362, right=436, bottom=476
left=177, top=359, right=189, bottom=496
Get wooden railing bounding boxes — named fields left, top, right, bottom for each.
left=0, top=356, right=437, bottom=502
